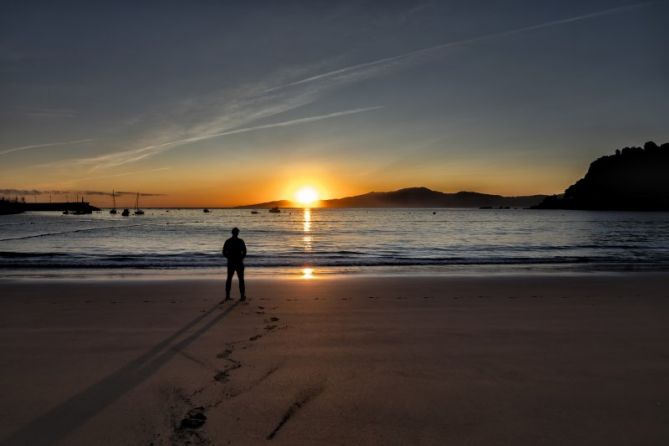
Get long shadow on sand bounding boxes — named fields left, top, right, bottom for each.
left=0, top=302, right=239, bottom=446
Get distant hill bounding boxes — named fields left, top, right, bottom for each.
left=239, top=187, right=547, bottom=209
left=534, top=141, right=669, bottom=211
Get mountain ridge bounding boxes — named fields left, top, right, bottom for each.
left=237, top=187, right=547, bottom=209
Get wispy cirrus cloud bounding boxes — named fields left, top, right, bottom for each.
left=29, top=1, right=654, bottom=175
left=0, top=138, right=92, bottom=156
left=17, top=107, right=78, bottom=118
left=26, top=167, right=173, bottom=191
left=279, top=1, right=657, bottom=90
left=0, top=189, right=165, bottom=197
left=54, top=106, right=382, bottom=171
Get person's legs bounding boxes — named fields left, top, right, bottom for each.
left=237, top=264, right=245, bottom=300
left=225, top=264, right=235, bottom=299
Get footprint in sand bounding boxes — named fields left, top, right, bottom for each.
left=216, top=349, right=233, bottom=359
left=250, top=334, right=263, bottom=341
left=214, top=370, right=229, bottom=382
left=179, top=407, right=207, bottom=430
left=264, top=324, right=277, bottom=331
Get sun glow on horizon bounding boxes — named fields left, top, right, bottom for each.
left=295, top=186, right=319, bottom=206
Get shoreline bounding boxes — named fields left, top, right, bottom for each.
left=2, top=262, right=669, bottom=282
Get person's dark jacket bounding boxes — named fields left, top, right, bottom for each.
left=223, top=237, right=247, bottom=263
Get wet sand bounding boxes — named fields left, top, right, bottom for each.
left=0, top=274, right=668, bottom=445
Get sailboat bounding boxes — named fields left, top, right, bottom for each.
left=109, top=190, right=118, bottom=214
left=134, top=192, right=145, bottom=215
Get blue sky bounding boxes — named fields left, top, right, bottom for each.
left=1, top=0, right=667, bottom=205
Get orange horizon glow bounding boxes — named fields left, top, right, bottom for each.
left=2, top=166, right=575, bottom=208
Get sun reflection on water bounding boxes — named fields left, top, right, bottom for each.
left=303, top=208, right=312, bottom=251
left=303, top=208, right=311, bottom=232
left=300, top=208, right=314, bottom=277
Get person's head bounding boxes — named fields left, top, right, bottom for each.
left=231, top=227, right=240, bottom=237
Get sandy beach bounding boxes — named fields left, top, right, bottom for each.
left=0, top=273, right=668, bottom=445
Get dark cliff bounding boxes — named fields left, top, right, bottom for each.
left=534, top=141, right=669, bottom=210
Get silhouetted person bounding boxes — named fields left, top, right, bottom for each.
left=223, top=227, right=247, bottom=301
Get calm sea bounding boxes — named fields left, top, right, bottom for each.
left=1, top=208, right=669, bottom=276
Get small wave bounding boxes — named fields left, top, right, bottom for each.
left=0, top=223, right=150, bottom=242
left=0, top=251, right=655, bottom=269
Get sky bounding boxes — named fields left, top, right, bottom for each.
left=1, top=0, right=667, bottom=207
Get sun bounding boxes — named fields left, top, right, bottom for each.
left=295, top=186, right=319, bottom=206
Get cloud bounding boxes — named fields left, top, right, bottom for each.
left=278, top=2, right=657, bottom=90
left=17, top=107, right=78, bottom=118
left=23, top=1, right=653, bottom=176
left=58, top=106, right=382, bottom=171
left=0, top=139, right=92, bottom=156
left=0, top=189, right=165, bottom=197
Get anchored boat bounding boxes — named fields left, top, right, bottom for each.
left=110, top=190, right=118, bottom=214
left=134, top=192, right=145, bottom=215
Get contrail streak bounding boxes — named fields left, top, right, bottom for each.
left=79, top=106, right=383, bottom=170
left=0, top=139, right=92, bottom=156
left=282, top=2, right=657, bottom=89
left=161, top=105, right=383, bottom=146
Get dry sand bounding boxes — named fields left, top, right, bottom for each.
left=0, top=273, right=668, bottom=445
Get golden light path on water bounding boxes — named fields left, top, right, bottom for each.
left=301, top=208, right=315, bottom=279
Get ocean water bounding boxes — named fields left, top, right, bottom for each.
left=1, top=208, right=669, bottom=275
